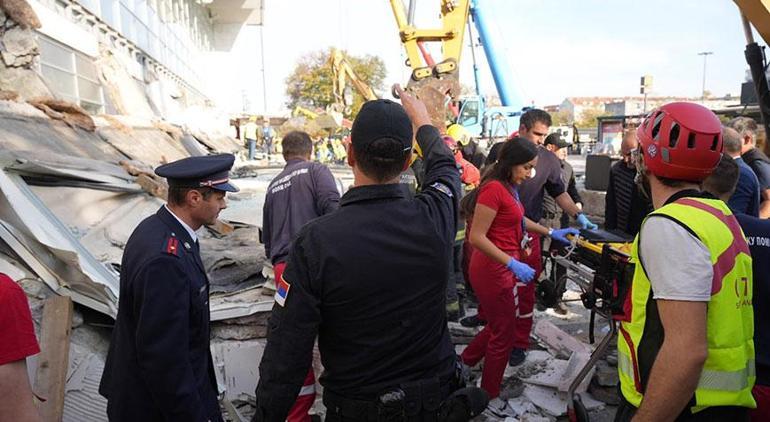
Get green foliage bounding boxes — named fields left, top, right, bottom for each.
left=285, top=48, right=387, bottom=119
left=575, top=106, right=611, bottom=129
left=550, top=109, right=572, bottom=126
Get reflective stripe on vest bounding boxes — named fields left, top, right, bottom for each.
left=618, top=353, right=756, bottom=393
left=617, top=197, right=755, bottom=411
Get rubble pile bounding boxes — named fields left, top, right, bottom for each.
left=0, top=96, right=285, bottom=421
left=0, top=1, right=50, bottom=99
left=455, top=284, right=621, bottom=422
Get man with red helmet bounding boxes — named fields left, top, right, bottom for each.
left=615, top=103, right=756, bottom=421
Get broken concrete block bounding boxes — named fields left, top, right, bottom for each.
left=557, top=352, right=594, bottom=393
left=449, top=321, right=478, bottom=344
left=0, top=0, right=41, bottom=29
left=522, top=385, right=603, bottom=417
left=588, top=380, right=620, bottom=405
left=507, top=395, right=538, bottom=417
left=594, top=360, right=618, bottom=387
left=533, top=319, right=592, bottom=359
left=1, top=26, right=36, bottom=67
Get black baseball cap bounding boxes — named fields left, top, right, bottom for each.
left=351, top=99, right=413, bottom=155
left=155, top=153, right=239, bottom=192
left=544, top=133, right=569, bottom=149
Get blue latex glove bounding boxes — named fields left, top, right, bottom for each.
left=551, top=228, right=580, bottom=245
left=507, top=257, right=535, bottom=283
left=576, top=213, right=598, bottom=230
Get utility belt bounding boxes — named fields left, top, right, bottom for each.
left=324, top=377, right=452, bottom=421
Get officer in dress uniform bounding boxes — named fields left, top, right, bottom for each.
left=99, top=154, right=238, bottom=422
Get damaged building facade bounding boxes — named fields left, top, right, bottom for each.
left=0, top=0, right=313, bottom=419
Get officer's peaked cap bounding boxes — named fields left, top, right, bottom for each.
left=155, top=153, right=239, bottom=192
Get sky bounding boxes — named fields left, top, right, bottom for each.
left=224, top=0, right=762, bottom=115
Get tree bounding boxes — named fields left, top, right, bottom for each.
left=550, top=109, right=572, bottom=126
left=575, top=106, right=610, bottom=129
left=285, top=48, right=387, bottom=119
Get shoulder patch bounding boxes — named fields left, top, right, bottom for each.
left=429, top=182, right=454, bottom=198
left=274, top=275, right=291, bottom=307
left=163, top=236, right=181, bottom=257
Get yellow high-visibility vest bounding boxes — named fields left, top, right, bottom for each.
left=617, top=197, right=755, bottom=413
left=244, top=122, right=258, bottom=140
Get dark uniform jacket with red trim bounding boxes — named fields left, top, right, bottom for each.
left=253, top=125, right=461, bottom=421
left=99, top=206, right=222, bottom=422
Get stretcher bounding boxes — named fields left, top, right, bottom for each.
left=544, top=229, right=635, bottom=422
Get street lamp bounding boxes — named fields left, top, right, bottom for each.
left=698, top=51, right=714, bottom=102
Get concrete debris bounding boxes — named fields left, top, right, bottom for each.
left=522, top=384, right=603, bottom=417
left=533, top=319, right=592, bottom=359
left=97, top=124, right=187, bottom=166
left=152, top=119, right=184, bottom=142
left=558, top=352, right=594, bottom=393
left=499, top=376, right=525, bottom=399
left=594, top=360, right=619, bottom=387
left=520, top=352, right=593, bottom=394
left=0, top=61, right=49, bottom=99
left=212, top=312, right=270, bottom=341
left=588, top=380, right=620, bottom=406
left=1, top=25, right=36, bottom=67
left=94, top=46, right=155, bottom=119
left=449, top=321, right=480, bottom=344
left=28, top=97, right=96, bottom=132
left=62, top=345, right=108, bottom=422
left=0, top=0, right=41, bottom=29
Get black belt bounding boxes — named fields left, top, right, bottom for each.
left=324, top=377, right=453, bottom=421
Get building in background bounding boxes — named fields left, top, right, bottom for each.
left=8, top=0, right=263, bottom=120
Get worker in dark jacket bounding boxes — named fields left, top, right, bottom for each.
left=99, top=154, right=238, bottom=422
left=253, top=88, right=485, bottom=421
left=262, top=130, right=340, bottom=421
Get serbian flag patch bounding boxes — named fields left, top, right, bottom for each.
left=274, top=275, right=291, bottom=307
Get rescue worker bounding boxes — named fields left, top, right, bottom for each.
left=703, top=155, right=769, bottom=422
left=443, top=135, right=480, bottom=321
left=244, top=116, right=259, bottom=160
left=448, top=123, right=486, bottom=169
left=253, top=87, right=486, bottom=421
left=511, top=109, right=597, bottom=366
left=100, top=154, right=239, bottom=422
left=615, top=103, right=755, bottom=421
left=262, top=120, right=274, bottom=155
left=461, top=138, right=578, bottom=418
left=539, top=132, right=582, bottom=315
left=262, top=130, right=340, bottom=422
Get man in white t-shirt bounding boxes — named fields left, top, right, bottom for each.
left=615, top=103, right=755, bottom=421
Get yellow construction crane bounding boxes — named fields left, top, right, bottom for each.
left=329, top=48, right=378, bottom=114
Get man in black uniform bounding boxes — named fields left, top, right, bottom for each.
left=253, top=87, right=485, bottom=421
left=99, top=154, right=238, bottom=422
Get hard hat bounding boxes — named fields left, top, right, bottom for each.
left=248, top=116, right=257, bottom=122
left=636, top=102, right=722, bottom=182
left=442, top=135, right=458, bottom=150
left=447, top=124, right=471, bottom=146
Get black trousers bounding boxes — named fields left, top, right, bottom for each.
left=614, top=394, right=750, bottom=422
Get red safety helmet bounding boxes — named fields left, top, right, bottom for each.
left=636, top=102, right=722, bottom=182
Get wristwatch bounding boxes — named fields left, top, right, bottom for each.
left=547, top=228, right=554, bottom=237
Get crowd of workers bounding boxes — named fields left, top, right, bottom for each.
left=1, top=87, right=769, bottom=422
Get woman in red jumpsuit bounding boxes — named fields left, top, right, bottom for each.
left=460, top=138, right=578, bottom=417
